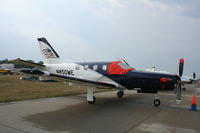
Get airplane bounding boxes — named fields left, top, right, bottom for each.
left=0, top=64, right=14, bottom=74
left=0, top=69, right=12, bottom=74
left=14, top=37, right=185, bottom=106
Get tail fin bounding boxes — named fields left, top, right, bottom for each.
left=38, top=37, right=60, bottom=64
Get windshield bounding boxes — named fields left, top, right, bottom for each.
left=118, top=62, right=133, bottom=70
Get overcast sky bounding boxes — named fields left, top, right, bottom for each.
left=0, top=0, right=199, bottom=77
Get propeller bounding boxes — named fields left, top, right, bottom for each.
left=193, top=72, right=196, bottom=80
left=176, top=58, right=184, bottom=103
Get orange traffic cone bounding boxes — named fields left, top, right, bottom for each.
left=191, top=94, right=197, bottom=111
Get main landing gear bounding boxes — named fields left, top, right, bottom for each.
left=117, top=90, right=124, bottom=98
left=153, top=94, right=161, bottom=107
left=87, top=86, right=96, bottom=104
left=88, top=96, right=96, bottom=104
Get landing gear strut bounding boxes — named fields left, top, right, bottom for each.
left=117, top=91, right=124, bottom=98
left=87, top=86, right=96, bottom=104
left=153, top=94, right=161, bottom=107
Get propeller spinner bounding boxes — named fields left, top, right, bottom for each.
left=179, top=58, right=184, bottom=77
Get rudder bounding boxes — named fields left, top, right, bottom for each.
left=38, top=37, right=60, bottom=64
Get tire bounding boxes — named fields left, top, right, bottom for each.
left=117, top=91, right=124, bottom=98
left=88, top=96, right=96, bottom=104
left=153, top=99, right=161, bottom=107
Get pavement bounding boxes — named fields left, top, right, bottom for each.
left=0, top=85, right=200, bottom=133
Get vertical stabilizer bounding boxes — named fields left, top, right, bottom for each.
left=38, top=38, right=60, bottom=64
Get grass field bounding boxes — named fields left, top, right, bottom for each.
left=0, top=75, right=109, bottom=102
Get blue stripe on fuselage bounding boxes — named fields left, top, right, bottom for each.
left=105, top=70, right=178, bottom=92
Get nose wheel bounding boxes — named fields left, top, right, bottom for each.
left=117, top=91, right=124, bottom=98
left=153, top=99, right=161, bottom=107
left=153, top=94, right=160, bottom=107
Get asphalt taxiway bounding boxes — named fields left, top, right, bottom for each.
left=0, top=85, right=200, bottom=133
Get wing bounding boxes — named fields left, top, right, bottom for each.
left=20, top=69, right=117, bottom=89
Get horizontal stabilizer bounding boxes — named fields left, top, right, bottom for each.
left=10, top=58, right=45, bottom=68
left=20, top=68, right=49, bottom=75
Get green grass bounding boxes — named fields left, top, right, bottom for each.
left=0, top=75, right=109, bottom=102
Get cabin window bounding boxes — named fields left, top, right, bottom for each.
left=102, top=65, right=107, bottom=71
left=93, top=65, right=98, bottom=70
left=84, top=65, right=89, bottom=70
left=76, top=65, right=80, bottom=70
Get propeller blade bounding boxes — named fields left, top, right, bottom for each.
left=193, top=72, right=196, bottom=79
left=176, top=84, right=182, bottom=103
left=179, top=58, right=184, bottom=77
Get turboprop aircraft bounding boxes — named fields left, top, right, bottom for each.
left=15, top=38, right=185, bottom=106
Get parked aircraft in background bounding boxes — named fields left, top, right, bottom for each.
left=145, top=67, right=173, bottom=75
left=0, top=64, right=14, bottom=74
left=0, top=69, right=11, bottom=74
left=14, top=38, right=186, bottom=106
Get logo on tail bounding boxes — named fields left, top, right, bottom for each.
left=38, top=37, right=60, bottom=64
left=42, top=48, right=57, bottom=59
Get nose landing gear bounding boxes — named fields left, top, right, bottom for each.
left=153, top=94, right=161, bottom=107
left=153, top=99, right=161, bottom=107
